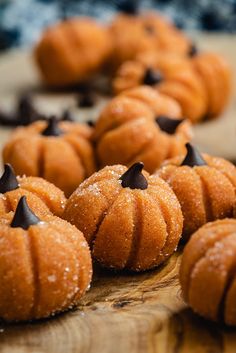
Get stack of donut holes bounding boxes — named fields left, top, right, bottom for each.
left=0, top=7, right=235, bottom=328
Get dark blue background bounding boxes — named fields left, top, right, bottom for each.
left=0, top=0, right=236, bottom=51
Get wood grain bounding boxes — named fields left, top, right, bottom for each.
left=0, top=34, right=236, bottom=353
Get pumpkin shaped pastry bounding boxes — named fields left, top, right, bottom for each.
left=191, top=52, right=232, bottom=119
left=63, top=162, right=183, bottom=271
left=156, top=143, right=236, bottom=241
left=94, top=86, right=184, bottom=141
left=0, top=196, right=92, bottom=322
left=35, top=18, right=112, bottom=87
left=108, top=14, right=158, bottom=71
left=141, top=12, right=191, bottom=56
left=180, top=219, right=236, bottom=326
left=0, top=164, right=66, bottom=217
left=113, top=51, right=207, bottom=123
left=94, top=93, right=192, bottom=173
left=3, top=117, right=96, bottom=197
left=109, top=10, right=191, bottom=70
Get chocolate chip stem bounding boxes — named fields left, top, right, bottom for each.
left=11, top=196, right=41, bottom=230
left=156, top=116, right=184, bottom=134
left=41, top=116, right=63, bottom=137
left=181, top=143, right=207, bottom=167
left=120, top=162, right=148, bottom=190
left=0, top=164, right=19, bottom=193
left=143, top=68, right=163, bottom=86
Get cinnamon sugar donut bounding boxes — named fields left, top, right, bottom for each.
left=3, top=118, right=96, bottom=197
left=180, top=219, right=236, bottom=326
left=63, top=162, right=183, bottom=271
left=35, top=18, right=112, bottom=86
left=0, top=164, right=66, bottom=217
left=192, top=52, right=232, bottom=119
left=157, top=143, right=236, bottom=240
left=113, top=52, right=207, bottom=123
left=0, top=196, right=92, bottom=322
left=109, top=11, right=191, bottom=70
left=94, top=89, right=192, bottom=172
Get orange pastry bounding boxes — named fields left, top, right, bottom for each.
left=113, top=52, right=207, bottom=123
left=157, top=143, right=236, bottom=240
left=63, top=162, right=183, bottom=271
left=191, top=52, right=232, bottom=119
left=109, top=11, right=191, bottom=70
left=108, top=14, right=157, bottom=71
left=141, top=12, right=191, bottom=56
left=35, top=18, right=112, bottom=86
left=0, top=164, right=66, bottom=217
left=180, top=219, right=236, bottom=326
left=0, top=196, right=92, bottom=322
left=3, top=117, right=96, bottom=197
left=94, top=88, right=192, bottom=173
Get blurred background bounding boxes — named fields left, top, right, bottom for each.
left=0, top=0, right=236, bottom=51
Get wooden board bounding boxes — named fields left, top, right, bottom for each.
left=0, top=33, right=236, bottom=353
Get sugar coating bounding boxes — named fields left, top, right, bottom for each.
left=0, top=213, right=92, bottom=322
left=180, top=219, right=236, bottom=326
left=35, top=18, right=112, bottom=86
left=156, top=153, right=236, bottom=241
left=109, top=13, right=191, bottom=71
left=2, top=120, right=96, bottom=197
left=0, top=174, right=66, bottom=218
left=113, top=51, right=206, bottom=123
left=94, top=86, right=192, bottom=173
left=63, top=164, right=183, bottom=272
left=192, top=53, right=232, bottom=118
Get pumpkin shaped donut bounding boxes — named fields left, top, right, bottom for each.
left=3, top=117, right=96, bottom=197
left=0, top=164, right=66, bottom=217
left=0, top=196, right=92, bottom=322
left=141, top=12, right=191, bottom=56
left=108, top=14, right=157, bottom=71
left=180, top=219, right=236, bottom=326
left=94, top=86, right=185, bottom=141
left=63, top=162, right=183, bottom=271
left=113, top=51, right=207, bottom=123
left=191, top=52, right=232, bottom=119
left=35, top=18, right=112, bottom=87
left=108, top=10, right=191, bottom=70
left=94, top=88, right=192, bottom=173
left=156, top=143, right=236, bottom=241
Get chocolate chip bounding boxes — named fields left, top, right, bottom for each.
left=61, top=109, right=74, bottom=122
left=181, top=143, right=207, bottom=167
left=78, top=93, right=95, bottom=108
left=16, top=94, right=39, bottom=125
left=0, top=164, right=19, bottom=194
left=143, top=68, right=163, bottom=86
left=156, top=116, right=184, bottom=134
left=41, top=116, right=64, bottom=137
left=117, top=0, right=138, bottom=15
left=188, top=43, right=198, bottom=57
left=11, top=196, right=41, bottom=230
left=0, top=110, right=18, bottom=126
left=0, top=94, right=46, bottom=127
left=86, top=120, right=95, bottom=127
left=120, top=162, right=148, bottom=190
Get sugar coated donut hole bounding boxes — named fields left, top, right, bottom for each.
left=35, top=18, right=112, bottom=87
left=156, top=143, right=236, bottom=241
left=3, top=118, right=96, bottom=197
left=0, top=196, right=92, bottom=322
left=93, top=87, right=192, bottom=173
left=180, top=219, right=236, bottom=326
left=0, top=164, right=66, bottom=217
left=63, top=162, right=183, bottom=271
